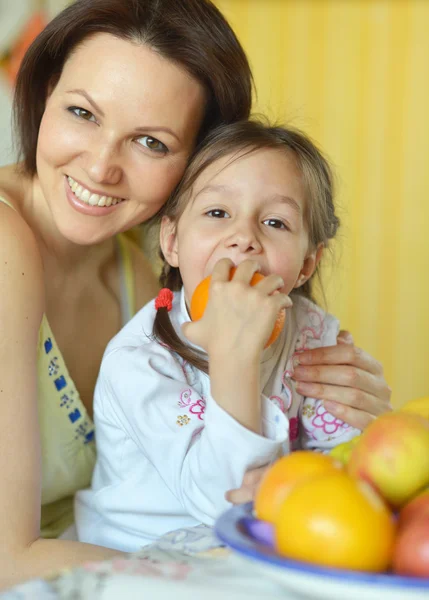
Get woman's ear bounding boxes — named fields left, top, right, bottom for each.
left=160, top=216, right=179, bottom=268
left=294, top=243, right=324, bottom=288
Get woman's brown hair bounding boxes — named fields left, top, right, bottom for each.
left=14, top=0, right=252, bottom=175
left=153, top=119, right=339, bottom=373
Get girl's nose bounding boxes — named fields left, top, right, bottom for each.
left=224, top=224, right=262, bottom=254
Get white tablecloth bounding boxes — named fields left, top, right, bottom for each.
left=0, top=526, right=300, bottom=600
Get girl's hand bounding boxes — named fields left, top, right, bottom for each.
left=291, top=330, right=392, bottom=430
left=225, top=466, right=268, bottom=504
left=182, top=258, right=292, bottom=357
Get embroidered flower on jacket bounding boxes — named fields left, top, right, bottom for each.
left=302, top=404, right=315, bottom=418
left=189, top=399, right=206, bottom=421
left=311, top=404, right=349, bottom=435
left=176, top=415, right=191, bottom=427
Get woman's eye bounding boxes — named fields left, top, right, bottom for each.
left=206, top=209, right=229, bottom=218
left=137, top=136, right=168, bottom=153
left=263, top=218, right=288, bottom=230
left=68, top=106, right=96, bottom=122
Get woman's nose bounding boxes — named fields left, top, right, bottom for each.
left=86, top=142, right=123, bottom=186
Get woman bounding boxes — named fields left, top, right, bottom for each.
left=0, top=0, right=390, bottom=588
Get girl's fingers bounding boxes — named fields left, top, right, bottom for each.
left=210, top=257, right=234, bottom=283
left=295, top=343, right=384, bottom=377
left=273, top=292, right=293, bottom=311
left=234, top=265, right=293, bottom=308
left=225, top=486, right=254, bottom=504
left=232, top=260, right=262, bottom=283
left=254, top=273, right=284, bottom=295
left=225, top=465, right=268, bottom=504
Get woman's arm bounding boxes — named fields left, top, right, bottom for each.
left=0, top=207, right=120, bottom=591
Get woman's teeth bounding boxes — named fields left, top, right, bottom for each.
left=67, top=176, right=124, bottom=207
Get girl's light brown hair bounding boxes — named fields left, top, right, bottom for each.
left=14, top=0, right=252, bottom=175
left=153, top=119, right=339, bottom=372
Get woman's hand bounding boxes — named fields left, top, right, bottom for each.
left=226, top=331, right=392, bottom=505
left=290, top=330, right=392, bottom=431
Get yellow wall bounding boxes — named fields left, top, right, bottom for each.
left=215, top=0, right=429, bottom=407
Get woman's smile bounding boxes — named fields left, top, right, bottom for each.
left=64, top=175, right=126, bottom=216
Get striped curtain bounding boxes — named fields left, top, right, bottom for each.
left=215, top=0, right=429, bottom=407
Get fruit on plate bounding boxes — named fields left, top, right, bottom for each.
left=254, top=451, right=342, bottom=523
left=399, top=396, right=429, bottom=421
left=347, top=412, right=429, bottom=508
left=398, top=488, right=429, bottom=529
left=329, top=435, right=361, bottom=466
left=274, top=471, right=396, bottom=572
left=190, top=267, right=285, bottom=348
left=393, top=515, right=429, bottom=577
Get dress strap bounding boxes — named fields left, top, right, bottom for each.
left=0, top=196, right=17, bottom=211
left=115, top=234, right=136, bottom=326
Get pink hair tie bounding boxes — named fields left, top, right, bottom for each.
left=155, top=288, right=174, bottom=312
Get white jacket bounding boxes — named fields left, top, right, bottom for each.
left=75, top=290, right=359, bottom=552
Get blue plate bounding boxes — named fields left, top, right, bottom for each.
left=215, top=503, right=429, bottom=600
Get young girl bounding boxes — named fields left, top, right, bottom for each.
left=75, top=120, right=360, bottom=552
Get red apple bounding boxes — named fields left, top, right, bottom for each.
left=347, top=412, right=429, bottom=508
left=393, top=515, right=429, bottom=577
left=399, top=488, right=429, bottom=529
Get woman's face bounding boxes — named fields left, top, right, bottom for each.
left=36, top=33, right=206, bottom=245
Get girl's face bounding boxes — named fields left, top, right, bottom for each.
left=161, top=148, right=322, bottom=305
left=36, top=33, right=206, bottom=245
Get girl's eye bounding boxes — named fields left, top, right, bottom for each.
left=206, top=209, right=229, bottom=218
left=136, top=136, right=168, bottom=153
left=263, top=218, right=288, bottom=230
left=68, top=106, right=96, bottom=122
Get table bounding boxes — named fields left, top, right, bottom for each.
left=0, top=526, right=300, bottom=600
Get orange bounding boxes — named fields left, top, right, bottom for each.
left=254, top=451, right=342, bottom=523
left=274, top=471, right=396, bottom=572
left=190, top=267, right=285, bottom=348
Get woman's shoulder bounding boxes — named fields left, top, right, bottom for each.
left=0, top=165, right=45, bottom=318
left=0, top=163, right=27, bottom=210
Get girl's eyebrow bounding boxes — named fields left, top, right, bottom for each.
left=194, top=185, right=302, bottom=214
left=194, top=184, right=231, bottom=201
left=272, top=194, right=302, bottom=215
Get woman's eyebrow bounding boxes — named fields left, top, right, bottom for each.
left=66, top=89, right=180, bottom=142
left=67, top=89, right=104, bottom=116
left=133, top=126, right=181, bottom=143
